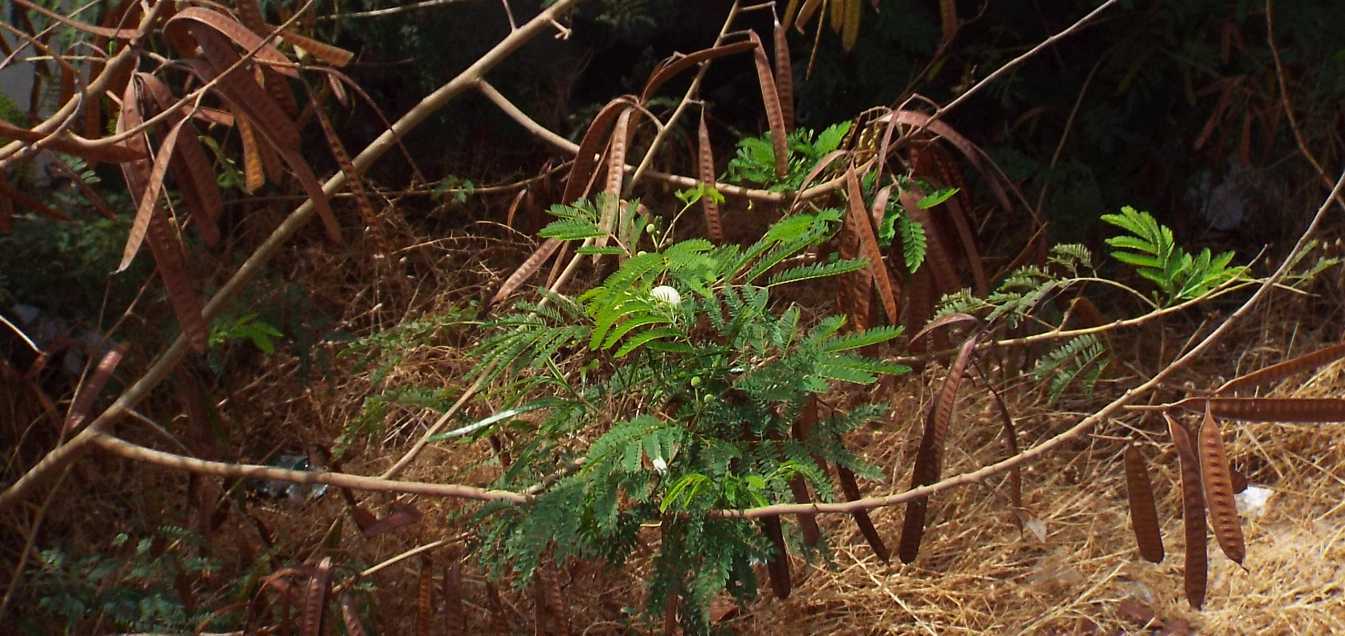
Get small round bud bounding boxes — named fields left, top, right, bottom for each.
left=645, top=223, right=657, bottom=234
left=651, top=285, right=682, bottom=305
left=690, top=376, right=702, bottom=387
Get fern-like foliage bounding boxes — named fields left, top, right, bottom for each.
left=873, top=178, right=948, bottom=273
left=1102, top=205, right=1244, bottom=305
left=468, top=204, right=908, bottom=629
left=1029, top=334, right=1109, bottom=404
left=723, top=122, right=852, bottom=192
left=30, top=526, right=237, bottom=632
left=935, top=242, right=1099, bottom=328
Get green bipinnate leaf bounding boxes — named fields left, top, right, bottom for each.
left=917, top=187, right=960, bottom=209
left=899, top=215, right=927, bottom=273
left=1101, top=205, right=1243, bottom=305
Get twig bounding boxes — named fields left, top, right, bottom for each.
left=523, top=458, right=586, bottom=495
left=474, top=79, right=574, bottom=151
left=318, top=0, right=477, bottom=21
left=1266, top=0, right=1345, bottom=210
left=0, top=313, right=39, bottom=353
left=1033, top=55, right=1105, bottom=216
left=932, top=0, right=1120, bottom=124
left=0, top=10, right=89, bottom=80
left=358, top=538, right=456, bottom=578
left=892, top=278, right=1261, bottom=365
left=124, top=409, right=195, bottom=456
left=379, top=376, right=489, bottom=480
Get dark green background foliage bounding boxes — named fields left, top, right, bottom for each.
left=323, top=0, right=1343, bottom=249
left=24, top=527, right=233, bottom=633
left=0, top=215, right=143, bottom=319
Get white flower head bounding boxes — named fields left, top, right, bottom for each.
left=650, top=285, right=682, bottom=305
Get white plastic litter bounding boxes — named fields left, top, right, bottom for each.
left=1235, top=484, right=1273, bottom=516
left=1025, top=517, right=1048, bottom=543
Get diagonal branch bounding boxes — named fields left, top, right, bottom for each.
left=713, top=165, right=1345, bottom=519
left=0, top=0, right=585, bottom=512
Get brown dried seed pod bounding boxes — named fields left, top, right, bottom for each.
left=442, top=559, right=466, bottom=635
left=1124, top=445, right=1165, bottom=563
left=1175, top=397, right=1345, bottom=423
left=838, top=464, right=890, bottom=563
left=747, top=31, right=788, bottom=178
left=697, top=110, right=723, bottom=242
left=490, top=238, right=563, bottom=307
left=417, top=557, right=433, bottom=636
left=302, top=557, right=333, bottom=636
left=761, top=516, right=792, bottom=599
left=900, top=334, right=979, bottom=562
left=1216, top=341, right=1345, bottom=394
left=1199, top=406, right=1246, bottom=565
left=65, top=344, right=128, bottom=434
left=1166, top=413, right=1207, bottom=610
left=773, top=20, right=795, bottom=131
left=845, top=167, right=900, bottom=323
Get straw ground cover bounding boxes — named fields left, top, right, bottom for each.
left=747, top=311, right=1345, bottom=634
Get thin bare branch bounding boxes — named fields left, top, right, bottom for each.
left=88, top=431, right=530, bottom=504
left=318, top=0, right=477, bottom=21
left=624, top=1, right=743, bottom=194
left=1266, top=0, right=1345, bottom=211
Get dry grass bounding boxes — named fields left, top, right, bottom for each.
left=729, top=305, right=1345, bottom=634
